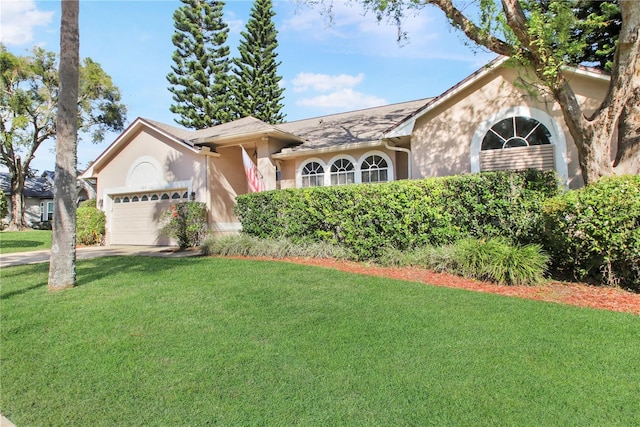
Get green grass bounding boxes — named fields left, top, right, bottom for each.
left=0, top=230, right=52, bottom=254
left=1, top=257, right=639, bottom=426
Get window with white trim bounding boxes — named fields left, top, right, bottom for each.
left=482, top=116, right=552, bottom=150
left=361, top=155, right=389, bottom=183
left=40, top=201, right=54, bottom=221
left=301, top=161, right=325, bottom=187
left=330, top=158, right=355, bottom=185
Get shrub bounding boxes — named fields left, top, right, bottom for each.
left=78, top=199, right=97, bottom=208
left=379, top=238, right=549, bottom=286
left=235, top=170, right=559, bottom=260
left=200, top=234, right=348, bottom=259
left=542, top=176, right=640, bottom=290
left=161, top=202, right=208, bottom=248
left=0, top=188, right=8, bottom=230
left=76, top=205, right=105, bottom=245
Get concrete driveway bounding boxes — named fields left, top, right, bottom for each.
left=0, top=245, right=201, bottom=268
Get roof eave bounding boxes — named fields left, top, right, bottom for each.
left=193, top=128, right=304, bottom=147
left=272, top=139, right=385, bottom=160
left=79, top=118, right=199, bottom=178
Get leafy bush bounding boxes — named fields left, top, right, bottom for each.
left=76, top=205, right=105, bottom=245
left=379, top=238, right=549, bottom=286
left=161, top=202, right=208, bottom=248
left=0, top=188, right=8, bottom=230
left=235, top=170, right=559, bottom=260
left=78, top=199, right=97, bottom=208
left=200, top=234, right=348, bottom=259
left=542, top=176, right=640, bottom=290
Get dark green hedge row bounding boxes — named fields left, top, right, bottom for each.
left=542, top=175, right=640, bottom=291
left=235, top=170, right=559, bottom=260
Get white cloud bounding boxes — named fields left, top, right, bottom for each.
left=0, top=1, right=53, bottom=46
left=292, top=72, right=364, bottom=93
left=281, top=1, right=443, bottom=58
left=224, top=10, right=244, bottom=34
left=297, top=88, right=386, bottom=110
left=291, top=71, right=386, bottom=111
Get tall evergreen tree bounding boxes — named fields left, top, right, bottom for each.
left=231, top=0, right=285, bottom=124
left=167, top=0, right=232, bottom=129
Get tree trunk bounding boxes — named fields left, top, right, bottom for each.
left=48, top=0, right=79, bottom=292
left=612, top=1, right=640, bottom=176
left=8, top=162, right=27, bottom=230
left=615, top=88, right=640, bottom=174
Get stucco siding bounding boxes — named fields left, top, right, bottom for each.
left=410, top=67, right=609, bottom=188
left=207, top=146, right=245, bottom=231
left=94, top=128, right=208, bottom=244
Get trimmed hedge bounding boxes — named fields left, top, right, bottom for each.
left=235, top=170, right=559, bottom=260
left=542, top=175, right=640, bottom=290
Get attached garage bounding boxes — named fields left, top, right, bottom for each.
left=109, top=190, right=189, bottom=245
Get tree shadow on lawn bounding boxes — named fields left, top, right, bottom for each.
left=1, top=240, right=46, bottom=249
left=75, top=255, right=196, bottom=287
left=0, top=256, right=193, bottom=300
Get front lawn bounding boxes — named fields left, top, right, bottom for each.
left=1, top=256, right=638, bottom=426
left=0, top=230, right=52, bottom=254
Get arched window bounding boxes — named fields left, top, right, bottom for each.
left=482, top=116, right=552, bottom=150
left=330, top=158, right=355, bottom=185
left=171, top=192, right=181, bottom=200
left=361, top=155, right=389, bottom=183
left=131, top=195, right=139, bottom=202
left=141, top=195, right=149, bottom=201
left=471, top=108, right=567, bottom=181
left=161, top=193, right=170, bottom=200
left=150, top=194, right=159, bottom=201
left=301, top=161, right=325, bottom=187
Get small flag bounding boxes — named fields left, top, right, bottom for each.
left=241, top=146, right=265, bottom=192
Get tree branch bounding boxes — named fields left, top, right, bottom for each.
left=425, top=0, right=516, bottom=56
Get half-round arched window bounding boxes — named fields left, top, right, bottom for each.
left=361, top=155, right=389, bottom=183
left=481, top=116, right=552, bottom=150
left=330, top=158, right=355, bottom=185
left=301, top=161, right=325, bottom=187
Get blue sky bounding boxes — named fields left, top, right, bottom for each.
left=1, top=0, right=496, bottom=173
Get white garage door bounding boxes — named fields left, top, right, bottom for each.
left=109, top=190, right=188, bottom=245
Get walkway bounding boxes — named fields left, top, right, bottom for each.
left=0, top=245, right=200, bottom=268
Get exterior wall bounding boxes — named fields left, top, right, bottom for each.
left=25, top=198, right=46, bottom=225
left=410, top=67, right=609, bottom=189
left=93, top=127, right=208, bottom=244
left=2, top=198, right=52, bottom=227
left=207, top=146, right=246, bottom=235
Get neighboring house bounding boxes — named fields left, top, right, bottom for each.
left=0, top=171, right=54, bottom=227
left=0, top=171, right=96, bottom=227
left=80, top=57, right=610, bottom=246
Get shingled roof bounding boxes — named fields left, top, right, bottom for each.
left=137, top=98, right=431, bottom=152
left=0, top=171, right=54, bottom=198
left=275, top=98, right=431, bottom=153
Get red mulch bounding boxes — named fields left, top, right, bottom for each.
left=226, top=256, right=640, bottom=315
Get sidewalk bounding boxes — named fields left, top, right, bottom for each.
left=0, top=414, right=15, bottom=427
left=0, top=245, right=200, bottom=268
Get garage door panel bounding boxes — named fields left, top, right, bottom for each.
left=110, top=199, right=174, bottom=245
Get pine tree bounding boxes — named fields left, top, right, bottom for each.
left=167, top=0, right=232, bottom=129
left=231, top=0, right=285, bottom=124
